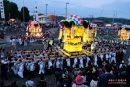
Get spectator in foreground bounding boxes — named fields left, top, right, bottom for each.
left=97, top=64, right=116, bottom=87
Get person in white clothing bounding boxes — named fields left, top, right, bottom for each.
left=66, top=58, right=70, bottom=67
left=56, top=59, right=60, bottom=69
left=100, top=54, right=103, bottom=61
left=48, top=59, right=52, bottom=69
left=108, top=52, right=112, bottom=63
left=38, top=61, right=45, bottom=75
left=111, top=52, right=116, bottom=63
left=18, top=38, right=22, bottom=45
left=18, top=62, right=24, bottom=78
left=90, top=80, right=98, bottom=87
left=119, top=61, right=126, bottom=69
left=11, top=38, right=16, bottom=46
left=29, top=62, right=35, bottom=72
left=79, top=56, right=84, bottom=68
left=11, top=62, right=19, bottom=75
left=94, top=55, right=98, bottom=67
left=105, top=53, right=109, bottom=61
left=90, top=77, right=98, bottom=87
left=73, top=58, right=78, bottom=68
left=11, top=38, right=16, bottom=49
left=128, top=57, right=130, bottom=65
left=123, top=49, right=126, bottom=54
left=86, top=57, right=90, bottom=67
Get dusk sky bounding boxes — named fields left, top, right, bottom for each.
left=10, top=0, right=130, bottom=19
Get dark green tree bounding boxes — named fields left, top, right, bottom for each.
left=20, top=7, right=30, bottom=22
left=3, top=0, right=10, bottom=20
left=8, top=2, right=19, bottom=19
left=3, top=0, right=19, bottom=20
left=3, top=0, right=30, bottom=21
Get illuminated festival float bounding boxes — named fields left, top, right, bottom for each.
left=58, top=15, right=96, bottom=56
left=118, top=28, right=130, bottom=41
left=26, top=21, right=43, bottom=38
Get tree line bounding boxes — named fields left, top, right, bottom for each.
left=1, top=0, right=30, bottom=22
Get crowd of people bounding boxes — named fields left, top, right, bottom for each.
left=97, top=27, right=118, bottom=39
left=1, top=20, right=130, bottom=86
left=0, top=21, right=27, bottom=34
left=0, top=38, right=130, bottom=87
left=10, top=35, right=37, bottom=47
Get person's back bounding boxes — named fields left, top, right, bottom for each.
left=98, top=73, right=115, bottom=87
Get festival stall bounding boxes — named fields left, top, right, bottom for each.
left=26, top=21, right=43, bottom=38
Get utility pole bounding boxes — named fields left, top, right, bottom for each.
left=22, top=0, right=25, bottom=21
left=0, top=0, right=5, bottom=20
left=112, top=11, right=117, bottom=24
left=35, top=0, right=38, bottom=21
left=65, top=2, right=69, bottom=18
left=45, top=4, right=48, bottom=17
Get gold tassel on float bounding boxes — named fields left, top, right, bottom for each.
left=63, top=29, right=66, bottom=42
left=71, top=25, right=74, bottom=39
left=83, top=28, right=91, bottom=42
left=63, top=27, right=71, bottom=42
left=94, top=29, right=97, bottom=37
left=58, top=29, right=63, bottom=40
left=83, top=29, right=87, bottom=42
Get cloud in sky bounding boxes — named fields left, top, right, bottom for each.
left=10, top=0, right=130, bottom=19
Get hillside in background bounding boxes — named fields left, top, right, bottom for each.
left=85, top=17, right=130, bottom=24
left=56, top=16, right=130, bottom=24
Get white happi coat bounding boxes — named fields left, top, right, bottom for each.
left=66, top=58, right=70, bottom=67
left=26, top=62, right=30, bottom=70
left=48, top=60, right=52, bottom=69
left=119, top=63, right=126, bottom=69
left=123, top=49, right=126, bottom=54
left=38, top=61, right=45, bottom=74
left=11, top=39, right=16, bottom=46
left=56, top=59, right=60, bottom=69
left=11, top=62, right=19, bottom=75
left=90, top=80, right=98, bottom=87
left=29, top=62, right=35, bottom=71
left=18, top=38, right=22, bottom=45
left=86, top=57, right=90, bottom=66
left=100, top=53, right=103, bottom=61
left=18, top=62, right=24, bottom=78
left=94, top=55, right=98, bottom=66
left=111, top=52, right=116, bottom=63
left=128, top=57, right=130, bottom=65
left=73, top=58, right=78, bottom=68
left=108, top=53, right=112, bottom=63
left=79, top=57, right=84, bottom=68
left=105, top=54, right=109, bottom=61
